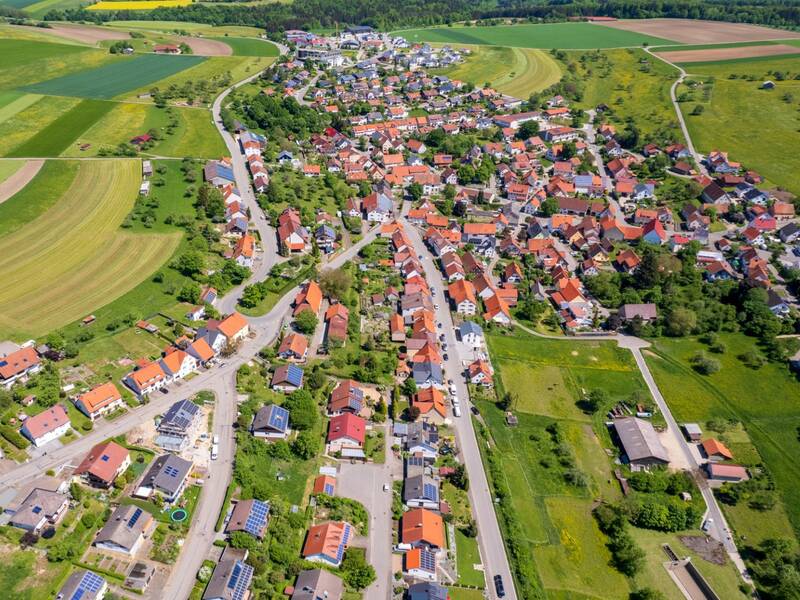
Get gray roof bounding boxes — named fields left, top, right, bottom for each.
left=618, top=303, right=657, bottom=321
left=403, top=474, right=439, bottom=503
left=291, top=569, right=344, bottom=600
left=412, top=362, right=443, bottom=385
left=408, top=582, right=448, bottom=600
left=251, top=404, right=290, bottom=434
left=10, top=488, right=67, bottom=530
left=57, top=570, right=106, bottom=600
left=204, top=547, right=253, bottom=600
left=158, top=399, right=200, bottom=437
left=614, top=417, right=669, bottom=464
left=458, top=321, right=483, bottom=338
left=140, top=454, right=192, bottom=497
left=95, top=504, right=152, bottom=552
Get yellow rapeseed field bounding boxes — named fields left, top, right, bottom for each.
left=88, top=0, right=191, bottom=11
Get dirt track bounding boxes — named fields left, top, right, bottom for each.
left=0, top=160, right=44, bottom=205
left=598, top=18, right=800, bottom=44
left=656, top=43, right=800, bottom=63
left=36, top=23, right=129, bottom=44
left=177, top=36, right=232, bottom=56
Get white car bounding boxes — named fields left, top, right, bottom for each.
left=434, top=303, right=440, bottom=310
left=383, top=483, right=390, bottom=492
left=702, top=518, right=714, bottom=532
left=212, top=434, right=219, bottom=445
left=453, top=404, right=462, bottom=417
left=211, top=444, right=219, bottom=461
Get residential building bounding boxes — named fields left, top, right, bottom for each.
left=290, top=569, right=344, bottom=600
left=302, top=521, right=353, bottom=566
left=251, top=404, right=290, bottom=440
left=278, top=332, right=309, bottom=361
left=94, top=504, right=155, bottom=555
left=203, top=546, right=254, bottom=600
left=458, top=321, right=483, bottom=348
left=124, top=361, right=167, bottom=397
left=328, top=380, right=365, bottom=415
left=403, top=474, right=440, bottom=509
left=327, top=413, right=366, bottom=452
left=134, top=454, right=192, bottom=503
left=56, top=570, right=107, bottom=600
left=20, top=404, right=71, bottom=447
left=407, top=582, right=448, bottom=600
left=401, top=508, right=444, bottom=549
left=9, top=487, right=69, bottom=533
left=404, top=547, right=437, bottom=582
left=74, top=440, right=130, bottom=488
left=155, top=399, right=201, bottom=451
left=225, top=499, right=270, bottom=539
left=272, top=364, right=304, bottom=392
left=0, top=345, right=41, bottom=389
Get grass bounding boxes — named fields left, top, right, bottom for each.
left=676, top=56, right=800, bottom=194
left=7, top=99, right=114, bottom=157
left=0, top=159, right=22, bottom=183
left=433, top=45, right=561, bottom=98
left=645, top=333, right=800, bottom=540
left=397, top=22, right=679, bottom=50
left=88, top=0, right=191, bottom=9
left=24, top=54, right=206, bottom=99
left=0, top=92, right=43, bottom=124
left=0, top=96, right=81, bottom=157
left=455, top=528, right=485, bottom=587
left=210, top=37, right=279, bottom=57
left=107, top=21, right=266, bottom=37
left=0, top=159, right=181, bottom=339
left=0, top=159, right=76, bottom=236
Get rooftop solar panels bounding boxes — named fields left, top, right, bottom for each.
left=243, top=500, right=270, bottom=537
left=70, top=571, right=105, bottom=600
left=420, top=548, right=436, bottom=572
left=286, top=364, right=304, bottom=387
left=334, top=523, right=352, bottom=564
left=164, top=466, right=179, bottom=478
left=324, top=483, right=335, bottom=495
left=423, top=483, right=438, bottom=501
left=128, top=508, right=143, bottom=528
left=227, top=561, right=254, bottom=600
left=268, top=405, right=289, bottom=431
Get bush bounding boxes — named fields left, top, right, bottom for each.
left=689, top=352, right=720, bottom=375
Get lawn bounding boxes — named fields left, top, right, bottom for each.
left=433, top=45, right=561, bottom=98
left=23, top=53, right=206, bottom=99
left=677, top=56, right=800, bottom=195
left=455, top=528, right=485, bottom=588
left=572, top=48, right=684, bottom=144
left=210, top=37, right=280, bottom=57
left=7, top=99, right=114, bottom=157
left=0, top=96, right=80, bottom=157
left=448, top=590, right=485, bottom=600
left=0, top=159, right=181, bottom=339
left=398, top=22, right=679, bottom=50
left=645, top=333, right=800, bottom=540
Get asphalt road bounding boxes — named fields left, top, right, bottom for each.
left=401, top=217, right=518, bottom=600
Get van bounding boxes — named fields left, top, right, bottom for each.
left=211, top=443, right=219, bottom=460
left=453, top=404, right=461, bottom=417
left=212, top=434, right=219, bottom=445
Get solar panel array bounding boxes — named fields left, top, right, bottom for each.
left=70, top=571, right=104, bottom=600
left=159, top=399, right=199, bottom=434
left=164, top=466, right=179, bottom=478
left=423, top=483, right=438, bottom=501
left=286, top=364, right=304, bottom=386
left=128, top=508, right=143, bottom=528
left=334, top=523, right=352, bottom=563
left=244, top=500, right=270, bottom=537
left=268, top=406, right=289, bottom=431
left=226, top=561, right=254, bottom=600
left=347, top=397, right=362, bottom=411
left=324, top=483, right=335, bottom=495
left=420, top=548, right=436, bottom=572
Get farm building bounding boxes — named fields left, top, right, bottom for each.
left=613, top=417, right=669, bottom=467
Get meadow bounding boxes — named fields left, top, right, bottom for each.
left=0, top=159, right=22, bottom=183
left=12, top=0, right=87, bottom=18
left=398, top=22, right=679, bottom=50
left=0, top=95, right=80, bottom=157
left=677, top=55, right=800, bottom=195
left=7, top=99, right=114, bottom=157
left=0, top=159, right=180, bottom=339
left=0, top=39, right=113, bottom=91
left=210, top=36, right=280, bottom=57
left=433, top=45, right=561, bottom=98
left=0, top=91, right=43, bottom=123
left=107, top=20, right=265, bottom=37
left=23, top=53, right=205, bottom=99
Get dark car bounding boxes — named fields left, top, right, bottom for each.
left=443, top=353, right=449, bottom=361
left=470, top=406, right=479, bottom=416
left=494, top=575, right=505, bottom=597
left=160, top=388, right=170, bottom=395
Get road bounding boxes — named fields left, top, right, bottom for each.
left=583, top=109, right=613, bottom=193
left=401, top=217, right=517, bottom=600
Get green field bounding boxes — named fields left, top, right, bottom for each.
left=645, top=334, right=800, bottom=541
left=0, top=92, right=43, bottom=124
left=14, top=0, right=87, bottom=18
left=434, top=45, right=561, bottom=98
left=455, top=528, right=484, bottom=587
left=7, top=99, right=114, bottom=157
left=107, top=20, right=266, bottom=37
left=398, top=22, right=679, bottom=50
left=0, top=95, right=80, bottom=157
left=0, top=159, right=23, bottom=183
left=211, top=36, right=279, bottom=56
left=0, top=159, right=180, bottom=339
left=24, top=53, right=205, bottom=99
left=678, top=56, right=800, bottom=194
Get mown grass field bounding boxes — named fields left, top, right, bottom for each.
left=677, top=55, right=800, bottom=195
left=7, top=99, right=114, bottom=157
left=645, top=333, right=800, bottom=542
left=0, top=39, right=113, bottom=91
left=0, top=91, right=43, bottom=124
left=573, top=48, right=685, bottom=143
left=0, top=159, right=22, bottom=183
left=398, top=22, right=678, bottom=49
left=433, top=45, right=562, bottom=98
left=0, top=95, right=80, bottom=157
left=0, top=160, right=75, bottom=236
left=211, top=36, right=279, bottom=57
left=24, top=53, right=205, bottom=99
left=10, top=0, right=86, bottom=18
left=0, top=159, right=181, bottom=339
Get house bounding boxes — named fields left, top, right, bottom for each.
left=615, top=249, right=640, bottom=274
left=618, top=304, right=658, bottom=322
left=94, top=504, right=155, bottom=555
left=313, top=475, right=336, bottom=496
left=412, top=361, right=444, bottom=389
left=447, top=279, right=477, bottom=315
left=403, top=474, right=439, bottom=509
left=302, top=521, right=352, bottom=566
left=407, top=582, right=448, bottom=600
left=155, top=399, right=201, bottom=451
left=315, top=224, right=337, bottom=254
left=251, top=404, right=291, bottom=440
left=0, top=345, right=41, bottom=388
left=401, top=508, right=444, bottom=549
left=290, top=569, right=344, bottom=600
left=767, top=290, right=791, bottom=318
left=642, top=220, right=667, bottom=245
left=57, top=571, right=107, bottom=600
left=706, top=463, right=749, bottom=483
left=482, top=294, right=511, bottom=325
left=683, top=423, right=703, bottom=442
left=278, top=332, right=309, bottom=361
left=159, top=350, right=198, bottom=384
left=21, top=404, right=71, bottom=447
left=225, top=498, right=270, bottom=539
left=73, top=382, right=124, bottom=421
left=411, top=388, right=446, bottom=422
left=74, top=441, right=130, bottom=488
left=328, top=380, right=365, bottom=415
left=390, top=313, right=406, bottom=342
left=362, top=191, right=394, bottom=222
left=702, top=438, right=733, bottom=462
left=203, top=546, right=254, bottom=600
left=325, top=303, right=350, bottom=344
left=232, top=234, right=255, bottom=268
left=778, top=222, right=800, bottom=244
left=701, top=182, right=729, bottom=205
left=458, top=321, right=483, bottom=349
left=9, top=488, right=69, bottom=533
left=327, top=413, right=366, bottom=452
left=468, top=359, right=493, bottom=387
left=404, top=548, right=437, bottom=582
left=294, top=281, right=323, bottom=316
left=134, top=454, right=192, bottom=503
left=272, top=364, right=304, bottom=392
left=613, top=417, right=669, bottom=467
left=186, top=337, right=216, bottom=366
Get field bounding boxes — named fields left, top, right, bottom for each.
left=0, top=160, right=75, bottom=236
left=0, top=39, right=113, bottom=91
left=656, top=44, right=800, bottom=64
left=0, top=95, right=80, bottom=157
left=107, top=20, right=265, bottom=37
left=433, top=45, right=561, bottom=98
left=398, top=22, right=678, bottom=50
left=88, top=0, right=191, bottom=9
left=23, top=53, right=205, bottom=99
left=22, top=23, right=130, bottom=45
left=645, top=335, right=800, bottom=538
left=210, top=37, right=280, bottom=57
left=599, top=18, right=800, bottom=45
left=7, top=99, right=114, bottom=157
left=0, top=159, right=181, bottom=339
left=0, top=159, right=22, bottom=184
left=677, top=55, right=800, bottom=194
left=14, top=0, right=88, bottom=18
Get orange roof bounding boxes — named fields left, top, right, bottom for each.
left=233, top=234, right=255, bottom=259
left=389, top=313, right=405, bottom=334
left=160, top=349, right=189, bottom=373
left=313, top=475, right=336, bottom=495
left=702, top=438, right=733, bottom=460
left=426, top=214, right=448, bottom=228
left=412, top=388, right=446, bottom=417
left=401, top=508, right=444, bottom=548
left=189, top=337, right=215, bottom=361
left=483, top=294, right=510, bottom=320
left=448, top=279, right=476, bottom=305
left=0, top=346, right=39, bottom=380
left=74, top=440, right=129, bottom=484
left=77, top=382, right=122, bottom=414
left=325, top=303, right=350, bottom=321
left=302, top=521, right=350, bottom=561
left=218, top=312, right=248, bottom=338
left=279, top=332, right=308, bottom=356
left=295, top=281, right=322, bottom=315
left=129, top=362, right=165, bottom=387
left=463, top=222, right=495, bottom=235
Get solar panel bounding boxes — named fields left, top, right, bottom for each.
left=227, top=564, right=242, bottom=590
left=423, top=483, right=438, bottom=501
left=324, top=483, right=334, bottom=495
left=164, top=466, right=178, bottom=477
left=128, top=508, right=143, bottom=528
left=268, top=406, right=289, bottom=430
left=100, top=455, right=109, bottom=462
left=71, top=571, right=104, bottom=600
left=420, top=549, right=436, bottom=572
left=32, top=506, right=41, bottom=514
left=228, top=562, right=253, bottom=600
left=243, top=500, right=269, bottom=537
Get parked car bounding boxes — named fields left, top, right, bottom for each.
left=494, top=575, right=505, bottom=598
left=470, top=406, right=479, bottom=416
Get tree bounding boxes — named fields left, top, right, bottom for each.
left=292, top=429, right=319, bottom=459
left=461, top=519, right=478, bottom=537
left=178, top=282, right=201, bottom=304
left=408, top=182, right=423, bottom=202
left=690, top=351, right=720, bottom=375
left=402, top=377, right=417, bottom=397
left=630, top=588, right=665, bottom=600
left=320, top=268, right=352, bottom=300
left=516, top=119, right=539, bottom=140
left=406, top=405, right=421, bottom=421
left=294, top=309, right=318, bottom=335
left=341, top=549, right=376, bottom=590
left=283, top=390, right=318, bottom=430
left=175, top=250, right=205, bottom=276
left=581, top=389, right=608, bottom=414
left=451, top=464, right=469, bottom=491
left=666, top=307, right=696, bottom=336
left=540, top=197, right=559, bottom=217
